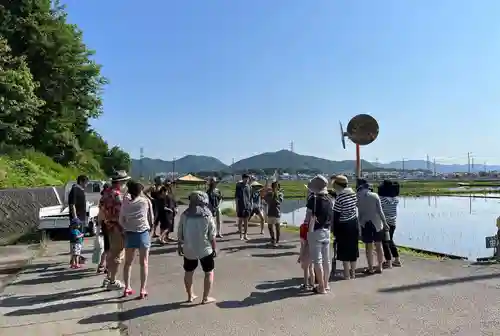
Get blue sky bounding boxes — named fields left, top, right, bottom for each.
left=63, top=0, right=500, bottom=165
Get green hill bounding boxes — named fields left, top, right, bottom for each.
left=131, top=150, right=374, bottom=176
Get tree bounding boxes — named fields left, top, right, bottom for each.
left=102, top=146, right=131, bottom=176
left=0, top=37, right=44, bottom=145
left=0, top=0, right=107, bottom=163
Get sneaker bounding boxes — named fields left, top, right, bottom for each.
left=107, top=280, right=125, bottom=291
left=101, top=278, right=111, bottom=288
left=216, top=234, right=223, bottom=238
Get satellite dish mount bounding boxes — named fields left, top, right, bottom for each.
left=339, top=114, right=379, bottom=179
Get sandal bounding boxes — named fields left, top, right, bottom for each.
left=312, top=286, right=328, bottom=294
left=139, top=290, right=148, bottom=299
left=123, top=288, right=134, bottom=297
left=363, top=268, right=375, bottom=275
left=299, top=284, right=312, bottom=291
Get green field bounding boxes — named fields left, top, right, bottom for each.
left=172, top=179, right=500, bottom=200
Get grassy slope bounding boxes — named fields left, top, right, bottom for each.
left=0, top=150, right=103, bottom=189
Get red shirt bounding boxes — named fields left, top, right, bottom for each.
left=299, top=223, right=308, bottom=241
left=99, top=187, right=123, bottom=230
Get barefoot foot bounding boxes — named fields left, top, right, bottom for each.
left=187, top=294, right=198, bottom=303
left=201, top=297, right=216, bottom=304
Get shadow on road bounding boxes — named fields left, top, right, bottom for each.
left=78, top=301, right=193, bottom=325
left=12, top=269, right=96, bottom=286
left=0, top=287, right=97, bottom=307
left=221, top=243, right=295, bottom=253
left=4, top=296, right=122, bottom=316
left=251, top=251, right=299, bottom=258
left=149, top=246, right=177, bottom=255
left=378, top=272, right=500, bottom=293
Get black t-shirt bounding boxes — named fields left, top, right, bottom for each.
left=306, top=194, right=334, bottom=231
left=235, top=182, right=251, bottom=210
left=68, top=184, right=86, bottom=221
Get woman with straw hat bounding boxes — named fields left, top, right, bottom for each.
left=331, top=175, right=359, bottom=280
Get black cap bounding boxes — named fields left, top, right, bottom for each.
left=242, top=173, right=249, bottom=179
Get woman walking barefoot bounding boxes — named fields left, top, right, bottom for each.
left=119, top=180, right=154, bottom=299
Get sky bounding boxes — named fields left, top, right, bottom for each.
left=63, top=0, right=500, bottom=166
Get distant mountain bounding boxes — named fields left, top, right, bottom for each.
left=374, top=160, right=500, bottom=173
left=231, top=150, right=376, bottom=173
left=131, top=155, right=229, bottom=177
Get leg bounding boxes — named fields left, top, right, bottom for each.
left=183, top=258, right=198, bottom=302
left=200, top=255, right=216, bottom=304
left=123, top=248, right=136, bottom=291
left=257, top=210, right=265, bottom=234
left=309, top=232, right=326, bottom=294
left=243, top=213, right=249, bottom=239
left=215, top=210, right=222, bottom=237
left=139, top=246, right=149, bottom=294
left=374, top=241, right=384, bottom=272
left=275, top=223, right=281, bottom=244
left=267, top=217, right=276, bottom=243
left=106, top=230, right=125, bottom=289
left=388, top=226, right=401, bottom=264
left=308, top=264, right=315, bottom=286
left=321, top=239, right=331, bottom=290
left=237, top=218, right=243, bottom=238
left=302, top=262, right=309, bottom=287
left=342, top=261, right=350, bottom=279
left=365, top=243, right=374, bottom=270
left=362, top=223, right=374, bottom=273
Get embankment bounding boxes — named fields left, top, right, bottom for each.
left=0, top=187, right=63, bottom=245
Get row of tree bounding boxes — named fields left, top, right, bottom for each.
left=0, top=0, right=130, bottom=177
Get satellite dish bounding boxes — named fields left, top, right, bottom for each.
left=346, top=114, right=379, bottom=146
left=339, top=121, right=346, bottom=149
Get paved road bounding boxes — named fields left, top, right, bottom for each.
left=0, top=209, right=499, bottom=335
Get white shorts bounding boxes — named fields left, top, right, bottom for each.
left=71, top=243, right=82, bottom=256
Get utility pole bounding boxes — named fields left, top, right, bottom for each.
left=433, top=158, right=436, bottom=176
left=290, top=141, right=294, bottom=153
left=172, top=157, right=176, bottom=179
left=471, top=157, right=474, bottom=171
left=426, top=154, right=430, bottom=171
left=402, top=158, right=406, bottom=175
left=467, top=152, right=471, bottom=174
left=484, top=162, right=487, bottom=173
left=139, top=147, right=144, bottom=179
left=232, top=158, right=235, bottom=182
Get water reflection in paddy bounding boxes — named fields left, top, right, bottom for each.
left=220, top=195, right=500, bottom=260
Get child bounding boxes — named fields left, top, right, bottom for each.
left=70, top=221, right=84, bottom=269
left=297, top=221, right=314, bottom=290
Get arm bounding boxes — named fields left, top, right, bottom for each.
left=146, top=199, right=154, bottom=230
left=177, top=214, right=185, bottom=243
left=118, top=200, right=126, bottom=228
left=375, top=195, right=388, bottom=229
left=68, top=189, right=77, bottom=220
left=305, top=195, right=315, bottom=233
left=207, top=215, right=217, bottom=252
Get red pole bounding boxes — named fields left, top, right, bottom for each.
left=355, top=144, right=361, bottom=179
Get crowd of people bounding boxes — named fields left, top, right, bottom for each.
left=67, top=170, right=401, bottom=301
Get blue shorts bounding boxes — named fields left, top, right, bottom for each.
left=125, top=230, right=151, bottom=249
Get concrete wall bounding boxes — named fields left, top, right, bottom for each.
left=0, top=187, right=63, bottom=244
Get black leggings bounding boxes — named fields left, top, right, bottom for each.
left=382, top=225, right=399, bottom=260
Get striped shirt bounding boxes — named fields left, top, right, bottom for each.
left=333, top=188, right=357, bottom=221
left=380, top=196, right=398, bottom=226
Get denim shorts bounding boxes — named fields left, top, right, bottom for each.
left=308, top=228, right=331, bottom=265
left=125, top=230, right=151, bottom=249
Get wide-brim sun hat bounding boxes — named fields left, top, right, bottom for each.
left=307, top=175, right=329, bottom=194
left=110, top=170, right=131, bottom=182
left=334, top=175, right=349, bottom=186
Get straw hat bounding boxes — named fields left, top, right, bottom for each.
left=333, top=175, right=348, bottom=185
left=110, top=170, right=131, bottom=182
